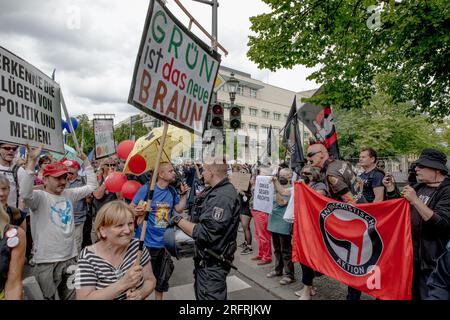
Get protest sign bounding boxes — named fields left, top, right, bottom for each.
left=93, top=118, right=116, bottom=159
left=253, top=175, right=274, bottom=214
left=129, top=0, right=221, bottom=135
left=230, top=172, right=251, bottom=192
left=0, top=46, right=64, bottom=153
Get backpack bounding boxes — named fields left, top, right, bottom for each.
left=0, top=165, right=20, bottom=208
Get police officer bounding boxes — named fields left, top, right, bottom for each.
left=169, top=157, right=240, bottom=300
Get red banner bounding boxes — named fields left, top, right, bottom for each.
left=293, top=182, right=413, bottom=300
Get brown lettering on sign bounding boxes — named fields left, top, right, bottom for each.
left=153, top=80, right=167, bottom=113
left=139, top=69, right=152, bottom=104
left=165, top=90, right=179, bottom=120
left=190, top=102, right=202, bottom=128
left=179, top=95, right=191, bottom=123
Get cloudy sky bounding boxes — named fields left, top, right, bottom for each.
left=0, top=0, right=319, bottom=123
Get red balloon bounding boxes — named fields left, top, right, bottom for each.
left=128, top=154, right=147, bottom=175
left=121, top=180, right=142, bottom=200
left=104, top=172, right=127, bottom=193
left=117, top=140, right=135, bottom=160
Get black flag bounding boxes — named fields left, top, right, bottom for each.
left=297, top=88, right=340, bottom=160
left=282, top=97, right=305, bottom=174
left=267, top=125, right=272, bottom=157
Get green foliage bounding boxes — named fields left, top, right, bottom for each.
left=113, top=115, right=149, bottom=143
left=65, top=114, right=150, bottom=156
left=65, top=115, right=94, bottom=154
left=248, top=0, right=450, bottom=120
left=333, top=93, right=447, bottom=158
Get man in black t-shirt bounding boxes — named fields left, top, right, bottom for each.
left=307, top=143, right=367, bottom=300
left=358, top=147, right=385, bottom=203
left=384, top=148, right=450, bottom=300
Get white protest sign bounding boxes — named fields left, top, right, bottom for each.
left=93, top=118, right=116, bottom=159
left=253, top=176, right=274, bottom=214
left=129, top=0, right=221, bottom=135
left=0, top=46, right=63, bottom=153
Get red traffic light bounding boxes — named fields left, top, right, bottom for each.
left=212, top=104, right=224, bottom=115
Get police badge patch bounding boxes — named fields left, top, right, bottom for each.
left=212, top=207, right=224, bottom=221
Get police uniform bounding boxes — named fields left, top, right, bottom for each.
left=190, top=177, right=240, bottom=300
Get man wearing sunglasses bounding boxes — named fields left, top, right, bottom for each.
left=384, top=148, right=450, bottom=300
left=306, top=143, right=367, bottom=300
left=0, top=142, right=27, bottom=209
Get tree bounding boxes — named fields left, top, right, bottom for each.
left=333, top=92, right=446, bottom=158
left=113, top=115, right=150, bottom=143
left=248, top=0, right=450, bottom=120
left=65, top=114, right=95, bottom=154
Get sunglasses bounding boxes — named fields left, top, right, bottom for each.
left=1, top=146, right=18, bottom=152
left=302, top=172, right=312, bottom=176
left=306, top=151, right=322, bottom=158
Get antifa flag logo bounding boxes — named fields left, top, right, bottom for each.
left=319, top=202, right=383, bottom=276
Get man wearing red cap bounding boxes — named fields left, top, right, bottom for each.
left=20, top=146, right=97, bottom=300
left=62, top=158, right=89, bottom=254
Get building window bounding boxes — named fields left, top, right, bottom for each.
left=249, top=124, right=258, bottom=131
left=274, top=113, right=281, bottom=121
left=250, top=108, right=257, bottom=116
left=237, top=85, right=244, bottom=95
left=261, top=126, right=269, bottom=135
left=250, top=88, right=257, bottom=98
left=262, top=111, right=270, bottom=119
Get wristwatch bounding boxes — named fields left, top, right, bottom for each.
left=172, top=215, right=182, bottom=226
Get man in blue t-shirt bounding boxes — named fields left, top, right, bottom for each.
left=358, top=147, right=385, bottom=203
left=131, top=162, right=189, bottom=300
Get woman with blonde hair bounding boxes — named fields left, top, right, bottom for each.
left=0, top=203, right=26, bottom=299
left=0, top=175, right=27, bottom=229
left=75, top=200, right=155, bottom=300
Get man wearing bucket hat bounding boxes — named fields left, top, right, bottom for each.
left=384, top=148, right=450, bottom=300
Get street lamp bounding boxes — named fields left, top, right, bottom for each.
left=226, top=72, right=239, bottom=105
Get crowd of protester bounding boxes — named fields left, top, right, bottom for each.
left=0, top=139, right=448, bottom=300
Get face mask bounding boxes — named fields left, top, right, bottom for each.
left=278, top=177, right=289, bottom=185
left=301, top=175, right=310, bottom=184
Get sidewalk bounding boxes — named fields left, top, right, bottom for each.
left=233, top=226, right=374, bottom=300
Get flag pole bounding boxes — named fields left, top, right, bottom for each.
left=135, top=121, right=169, bottom=265
left=60, top=91, right=81, bottom=153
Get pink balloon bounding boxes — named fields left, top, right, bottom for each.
left=121, top=180, right=142, bottom=200
left=104, top=172, right=127, bottom=193
left=117, top=140, right=135, bottom=160
left=128, top=154, right=147, bottom=175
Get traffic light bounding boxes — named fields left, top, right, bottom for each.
left=230, top=106, right=241, bottom=130
left=210, top=103, right=224, bottom=130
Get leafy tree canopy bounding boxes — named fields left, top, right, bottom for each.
left=333, top=92, right=449, bottom=158
left=248, top=0, right=449, bottom=120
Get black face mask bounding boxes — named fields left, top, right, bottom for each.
left=300, top=175, right=310, bottom=184
left=278, top=177, right=289, bottom=185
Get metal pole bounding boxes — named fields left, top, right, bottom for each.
left=60, top=90, right=80, bottom=152
left=129, top=116, right=133, bottom=140
left=212, top=0, right=218, bottom=49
